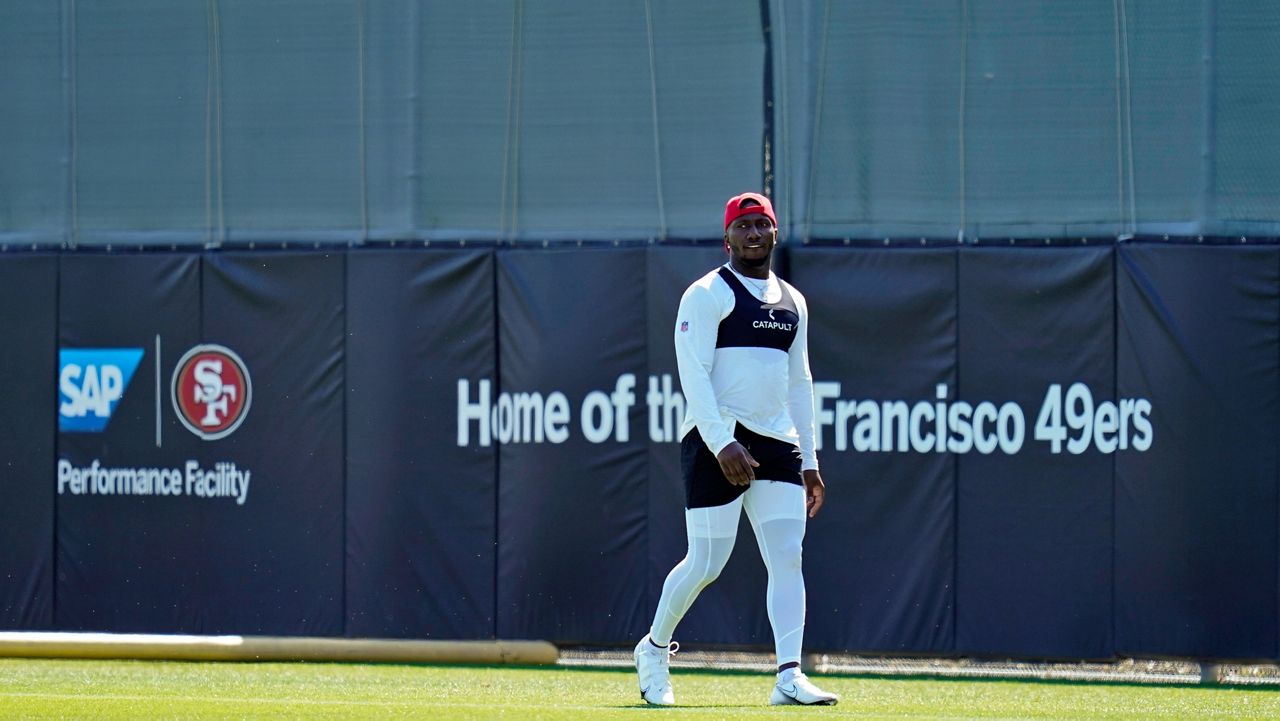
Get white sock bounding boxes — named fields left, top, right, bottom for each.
left=753, top=518, right=807, bottom=667
left=649, top=533, right=735, bottom=645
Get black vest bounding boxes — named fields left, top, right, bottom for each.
left=715, top=267, right=800, bottom=352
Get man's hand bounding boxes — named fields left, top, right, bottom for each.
left=716, top=442, right=758, bottom=486
left=803, top=470, right=826, bottom=518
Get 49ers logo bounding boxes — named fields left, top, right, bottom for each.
left=172, top=344, right=252, bottom=440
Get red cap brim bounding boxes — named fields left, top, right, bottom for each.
left=724, top=192, right=777, bottom=231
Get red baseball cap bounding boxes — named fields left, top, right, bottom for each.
left=724, top=192, right=777, bottom=231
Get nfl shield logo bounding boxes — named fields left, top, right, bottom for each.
left=680, top=321, right=689, bottom=332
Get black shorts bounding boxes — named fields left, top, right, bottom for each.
left=682, top=424, right=803, bottom=509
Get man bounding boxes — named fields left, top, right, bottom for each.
left=633, top=192, right=838, bottom=706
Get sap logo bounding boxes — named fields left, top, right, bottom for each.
left=172, top=344, right=252, bottom=440
left=58, top=348, right=145, bottom=432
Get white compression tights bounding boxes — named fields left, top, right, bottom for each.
left=649, top=516, right=807, bottom=667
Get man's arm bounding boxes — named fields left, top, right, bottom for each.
left=673, top=282, right=735, bottom=456
left=787, top=291, right=826, bottom=516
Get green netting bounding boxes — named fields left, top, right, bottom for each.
left=1, top=0, right=1278, bottom=244
left=0, top=2, right=66, bottom=242
left=1215, top=2, right=1280, bottom=231
left=74, top=1, right=210, bottom=237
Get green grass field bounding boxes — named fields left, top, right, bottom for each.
left=2, top=658, right=1278, bottom=720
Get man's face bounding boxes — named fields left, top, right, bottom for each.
left=724, top=212, right=777, bottom=268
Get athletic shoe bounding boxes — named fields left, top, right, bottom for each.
left=770, top=669, right=839, bottom=706
left=633, top=634, right=678, bottom=706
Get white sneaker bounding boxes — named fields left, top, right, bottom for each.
left=633, top=634, right=678, bottom=706
left=770, top=669, right=839, bottom=706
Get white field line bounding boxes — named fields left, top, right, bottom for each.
left=0, top=690, right=1091, bottom=720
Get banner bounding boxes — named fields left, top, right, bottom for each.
left=56, top=253, right=203, bottom=631
left=955, top=247, right=1115, bottom=659
left=493, top=249, right=650, bottom=642
left=1115, top=245, right=1279, bottom=660
left=0, top=254, right=57, bottom=629
left=345, top=249, right=497, bottom=639
left=792, top=247, right=957, bottom=654
left=56, top=252, right=345, bottom=634
left=198, top=253, right=345, bottom=634
left=4, top=243, right=1280, bottom=661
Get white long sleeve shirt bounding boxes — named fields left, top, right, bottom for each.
left=674, top=264, right=819, bottom=471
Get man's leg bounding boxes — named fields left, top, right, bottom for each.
left=743, top=482, right=807, bottom=667
left=635, top=501, right=740, bottom=706
left=744, top=481, right=838, bottom=706
left=650, top=503, right=740, bottom=644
